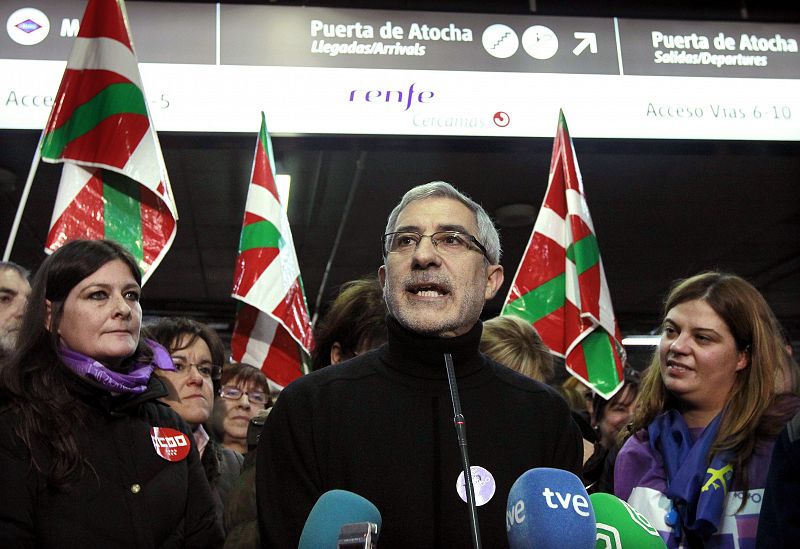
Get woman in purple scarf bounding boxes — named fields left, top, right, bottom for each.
left=0, top=239, right=223, bottom=547
left=614, top=271, right=799, bottom=548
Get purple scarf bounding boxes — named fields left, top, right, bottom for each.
left=648, top=410, right=733, bottom=544
left=59, top=339, right=175, bottom=394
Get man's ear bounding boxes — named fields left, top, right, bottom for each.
left=378, top=265, right=387, bottom=288
left=45, top=299, right=53, bottom=332
left=330, top=342, right=344, bottom=365
left=484, top=264, right=504, bottom=300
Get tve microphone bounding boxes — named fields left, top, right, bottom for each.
left=590, top=493, right=666, bottom=549
left=298, top=490, right=382, bottom=549
left=506, top=468, right=596, bottom=549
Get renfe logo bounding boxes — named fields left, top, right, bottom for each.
left=349, top=83, right=434, bottom=111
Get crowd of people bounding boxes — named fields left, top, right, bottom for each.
left=0, top=181, right=798, bottom=548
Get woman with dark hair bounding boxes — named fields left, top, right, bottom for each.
left=147, top=317, right=244, bottom=527
left=311, top=276, right=387, bottom=370
left=583, top=367, right=641, bottom=493
left=614, top=271, right=800, bottom=548
left=0, top=239, right=222, bottom=546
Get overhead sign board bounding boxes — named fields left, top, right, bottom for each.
left=1, top=1, right=798, bottom=140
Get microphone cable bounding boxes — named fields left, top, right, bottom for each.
left=444, top=352, right=482, bottom=549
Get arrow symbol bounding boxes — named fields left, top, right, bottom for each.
left=572, top=32, right=597, bottom=55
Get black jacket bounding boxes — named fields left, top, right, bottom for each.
left=756, top=410, right=800, bottom=548
left=256, top=316, right=583, bottom=548
left=0, top=375, right=224, bottom=548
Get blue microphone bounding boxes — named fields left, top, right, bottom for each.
left=506, top=468, right=596, bottom=549
left=298, top=490, right=382, bottom=549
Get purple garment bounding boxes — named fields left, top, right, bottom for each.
left=615, top=428, right=777, bottom=549
left=59, top=339, right=175, bottom=394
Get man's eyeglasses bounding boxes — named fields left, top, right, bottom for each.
left=219, top=385, right=271, bottom=407
left=382, top=231, right=489, bottom=260
left=170, top=357, right=222, bottom=381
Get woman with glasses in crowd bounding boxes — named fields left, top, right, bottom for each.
left=208, top=363, right=271, bottom=548
left=147, top=316, right=244, bottom=529
left=0, top=240, right=222, bottom=547
left=211, top=362, right=271, bottom=455
left=614, top=271, right=800, bottom=548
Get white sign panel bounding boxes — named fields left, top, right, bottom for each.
left=1, top=2, right=798, bottom=140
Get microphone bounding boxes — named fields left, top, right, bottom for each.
left=298, top=490, right=382, bottom=549
left=444, top=352, right=482, bottom=549
left=590, top=493, right=666, bottom=548
left=506, top=468, right=596, bottom=549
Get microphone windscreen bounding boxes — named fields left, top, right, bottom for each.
left=590, top=493, right=666, bottom=548
left=506, top=467, right=596, bottom=549
left=298, top=489, right=382, bottom=549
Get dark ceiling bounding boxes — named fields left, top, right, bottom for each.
left=1, top=0, right=799, bottom=353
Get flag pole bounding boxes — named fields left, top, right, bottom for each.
left=311, top=150, right=367, bottom=327
left=3, top=132, right=44, bottom=261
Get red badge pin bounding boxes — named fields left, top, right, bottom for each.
left=150, top=427, right=191, bottom=462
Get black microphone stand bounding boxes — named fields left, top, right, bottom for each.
left=444, top=353, right=482, bottom=549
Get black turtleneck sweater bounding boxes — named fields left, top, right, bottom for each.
left=256, top=317, right=582, bottom=548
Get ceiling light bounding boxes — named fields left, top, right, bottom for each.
left=622, top=336, right=661, bottom=346
left=494, top=203, right=537, bottom=228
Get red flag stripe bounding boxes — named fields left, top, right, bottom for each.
left=58, top=113, right=148, bottom=168
left=250, top=134, right=279, bottom=202
left=569, top=215, right=594, bottom=246
left=577, top=263, right=602, bottom=320
left=233, top=248, right=280, bottom=298
left=261, top=326, right=304, bottom=388
left=46, top=172, right=106, bottom=250
left=270, top=279, right=315, bottom=351
left=140, top=184, right=176, bottom=268
left=566, top=343, right=590, bottom=380
left=78, top=0, right=133, bottom=49
left=243, top=211, right=267, bottom=227
left=533, top=307, right=567, bottom=356
left=543, top=164, right=568, bottom=218
left=231, top=304, right=260, bottom=362
left=45, top=70, right=133, bottom=132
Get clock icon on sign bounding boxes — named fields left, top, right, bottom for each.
left=522, top=25, right=559, bottom=60
left=493, top=112, right=510, bottom=127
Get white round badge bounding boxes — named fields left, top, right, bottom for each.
left=456, top=465, right=496, bottom=506
left=7, top=8, right=50, bottom=46
left=481, top=24, right=519, bottom=59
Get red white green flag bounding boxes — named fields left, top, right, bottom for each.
left=231, top=113, right=314, bottom=392
left=40, top=0, right=177, bottom=283
left=502, top=110, right=625, bottom=399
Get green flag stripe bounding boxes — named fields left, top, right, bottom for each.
left=103, top=171, right=143, bottom=264
left=42, top=82, right=147, bottom=159
left=502, top=273, right=566, bottom=324
left=240, top=220, right=283, bottom=252
left=582, top=331, right=621, bottom=394
left=565, top=233, right=600, bottom=275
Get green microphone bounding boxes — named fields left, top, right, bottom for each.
left=590, top=493, right=667, bottom=549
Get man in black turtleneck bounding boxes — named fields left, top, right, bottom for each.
left=256, top=181, right=583, bottom=548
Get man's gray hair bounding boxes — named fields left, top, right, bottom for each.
left=384, top=181, right=502, bottom=264
left=0, top=261, right=30, bottom=280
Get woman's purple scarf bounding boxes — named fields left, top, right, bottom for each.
left=59, top=339, right=175, bottom=394
left=648, top=410, right=732, bottom=544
